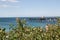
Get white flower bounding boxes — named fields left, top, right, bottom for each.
left=6, top=35, right=9, bottom=38
left=56, top=35, right=58, bottom=37
left=45, top=25, right=49, bottom=31
left=44, top=33, right=46, bottom=35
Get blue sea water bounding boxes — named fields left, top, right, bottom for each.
left=0, top=17, right=57, bottom=31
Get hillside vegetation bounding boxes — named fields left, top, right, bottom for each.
left=0, top=17, right=60, bottom=40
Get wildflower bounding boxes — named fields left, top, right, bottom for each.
left=45, top=25, right=49, bottom=32
left=57, top=39, right=59, bottom=40
left=30, top=32, right=32, bottom=34
left=39, top=29, right=43, bottom=33
left=44, top=33, right=46, bottom=35
left=25, top=28, right=30, bottom=32
left=0, top=30, right=2, bottom=32
left=33, top=28, right=36, bottom=30
left=56, top=35, right=58, bottom=38
left=6, top=35, right=9, bottom=38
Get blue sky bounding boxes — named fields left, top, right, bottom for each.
left=0, top=0, right=60, bottom=17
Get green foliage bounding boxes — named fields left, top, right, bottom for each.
left=0, top=18, right=60, bottom=40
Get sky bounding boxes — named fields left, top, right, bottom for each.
left=0, top=0, right=60, bottom=17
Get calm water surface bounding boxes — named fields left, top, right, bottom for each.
left=0, top=17, right=57, bottom=31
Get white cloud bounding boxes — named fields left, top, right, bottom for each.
left=0, top=4, right=20, bottom=8
left=1, top=0, right=19, bottom=2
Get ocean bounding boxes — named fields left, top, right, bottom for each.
left=0, top=17, right=57, bottom=31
